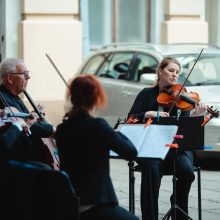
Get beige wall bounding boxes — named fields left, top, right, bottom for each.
left=19, top=0, right=82, bottom=126
left=161, top=0, right=208, bottom=44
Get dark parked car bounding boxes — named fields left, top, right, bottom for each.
left=72, top=43, right=220, bottom=159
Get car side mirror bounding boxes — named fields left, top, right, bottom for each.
left=140, top=73, right=156, bottom=85
left=114, top=63, right=129, bottom=73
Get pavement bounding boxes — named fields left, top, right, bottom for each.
left=110, top=158, right=220, bottom=220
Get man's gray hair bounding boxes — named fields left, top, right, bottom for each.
left=0, top=58, right=24, bottom=79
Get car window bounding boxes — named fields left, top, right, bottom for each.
left=132, top=53, right=158, bottom=82
left=81, top=54, right=106, bottom=74
left=97, top=52, right=134, bottom=80
left=177, top=55, right=220, bottom=85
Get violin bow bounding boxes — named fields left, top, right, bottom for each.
left=45, top=53, right=69, bottom=88
left=168, top=48, right=204, bottom=114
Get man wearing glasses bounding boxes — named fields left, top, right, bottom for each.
left=0, top=58, right=55, bottom=166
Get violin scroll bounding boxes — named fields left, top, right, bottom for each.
left=207, top=106, right=219, bottom=118
left=201, top=106, right=220, bottom=126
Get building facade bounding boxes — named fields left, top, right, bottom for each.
left=0, top=0, right=219, bottom=125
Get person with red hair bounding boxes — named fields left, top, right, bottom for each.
left=56, top=74, right=139, bottom=220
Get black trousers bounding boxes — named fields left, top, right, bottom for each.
left=138, top=150, right=195, bottom=220
left=80, top=203, right=139, bottom=220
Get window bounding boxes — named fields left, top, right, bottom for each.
left=88, top=0, right=150, bottom=49
left=132, top=53, right=158, bottom=82
left=97, top=52, right=134, bottom=79
left=117, top=0, right=148, bottom=43
left=177, top=55, right=220, bottom=85
left=81, top=54, right=107, bottom=74
left=88, top=0, right=112, bottom=48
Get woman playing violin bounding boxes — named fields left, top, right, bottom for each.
left=128, top=56, right=206, bottom=220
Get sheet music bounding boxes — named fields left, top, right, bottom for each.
left=118, top=124, right=178, bottom=159
left=138, top=125, right=178, bottom=159
left=110, top=124, right=147, bottom=157
left=119, top=124, right=147, bottom=151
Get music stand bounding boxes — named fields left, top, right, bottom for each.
left=124, top=116, right=204, bottom=218
left=153, top=116, right=204, bottom=151
left=163, top=135, right=191, bottom=220
left=158, top=116, right=204, bottom=220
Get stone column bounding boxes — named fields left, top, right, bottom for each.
left=161, top=0, right=208, bottom=44
left=19, top=0, right=82, bottom=125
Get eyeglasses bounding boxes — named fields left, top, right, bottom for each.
left=11, top=71, right=30, bottom=78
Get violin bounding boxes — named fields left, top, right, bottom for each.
left=0, top=86, right=59, bottom=169
left=157, top=83, right=219, bottom=125
left=0, top=107, right=33, bottom=119
left=157, top=84, right=200, bottom=112
left=0, top=107, right=33, bottom=135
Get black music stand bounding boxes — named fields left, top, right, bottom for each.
left=126, top=116, right=204, bottom=219
left=161, top=116, right=204, bottom=220
left=162, top=135, right=190, bottom=220
left=153, top=116, right=204, bottom=151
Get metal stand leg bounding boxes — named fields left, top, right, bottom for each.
left=128, top=161, right=135, bottom=214
left=197, top=167, right=202, bottom=220
left=162, top=148, right=193, bottom=220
